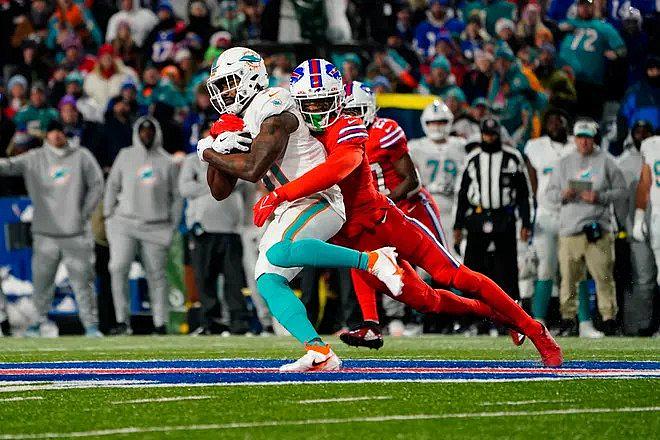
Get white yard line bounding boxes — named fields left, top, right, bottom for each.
left=112, top=396, right=212, bottom=405
left=480, top=400, right=574, bottom=406
left=0, top=396, right=43, bottom=402
left=0, top=406, right=657, bottom=439
left=298, top=396, right=392, bottom=404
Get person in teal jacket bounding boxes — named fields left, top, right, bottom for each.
left=13, top=83, right=59, bottom=139
left=417, top=55, right=465, bottom=100
left=558, top=0, right=626, bottom=119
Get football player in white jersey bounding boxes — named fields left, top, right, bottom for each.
left=523, top=109, right=583, bottom=330
left=198, top=48, right=402, bottom=371
left=408, top=100, right=467, bottom=255
left=634, top=135, right=660, bottom=313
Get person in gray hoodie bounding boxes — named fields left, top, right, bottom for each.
left=546, top=118, right=627, bottom=337
left=103, top=116, right=182, bottom=335
left=0, top=120, right=104, bottom=337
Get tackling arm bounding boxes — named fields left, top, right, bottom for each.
left=388, top=153, right=421, bottom=202
left=203, top=112, right=298, bottom=183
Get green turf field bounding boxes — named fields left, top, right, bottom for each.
left=0, top=336, right=658, bottom=439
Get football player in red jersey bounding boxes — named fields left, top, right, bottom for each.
left=252, top=59, right=563, bottom=367
left=342, top=81, right=446, bottom=343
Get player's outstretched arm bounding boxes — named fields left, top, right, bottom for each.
left=204, top=112, right=298, bottom=183
left=388, top=153, right=421, bottom=202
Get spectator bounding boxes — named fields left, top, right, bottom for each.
left=58, top=95, right=99, bottom=152
left=144, top=1, right=184, bottom=68
left=13, top=83, right=59, bottom=139
left=0, top=120, right=104, bottom=337
left=63, top=72, right=104, bottom=124
left=187, top=0, right=217, bottom=44
left=178, top=150, right=252, bottom=335
left=217, top=0, right=246, bottom=41
left=460, top=15, right=491, bottom=61
left=619, top=56, right=660, bottom=134
left=83, top=44, right=137, bottom=112
left=418, top=55, right=463, bottom=99
left=618, top=7, right=649, bottom=87
left=615, top=120, right=656, bottom=335
left=106, top=0, right=158, bottom=47
left=103, top=117, right=182, bottom=335
left=413, top=0, right=465, bottom=59
left=524, top=108, right=575, bottom=325
left=516, top=2, right=553, bottom=48
left=558, top=0, right=626, bottom=119
left=59, top=33, right=97, bottom=74
left=183, top=84, right=216, bottom=153
left=462, top=50, right=494, bottom=103
left=534, top=44, right=577, bottom=113
left=46, top=0, right=102, bottom=51
left=13, top=39, right=50, bottom=87
left=484, top=0, right=517, bottom=36
left=5, top=75, right=29, bottom=120
left=111, top=20, right=142, bottom=72
left=452, top=98, right=481, bottom=139
left=546, top=118, right=627, bottom=337
left=97, top=96, right=133, bottom=170
left=394, top=6, right=415, bottom=44
left=495, top=18, right=522, bottom=55
left=454, top=117, right=534, bottom=303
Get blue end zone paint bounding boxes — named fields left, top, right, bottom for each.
left=0, top=360, right=658, bottom=387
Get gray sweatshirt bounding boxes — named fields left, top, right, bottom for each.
left=546, top=148, right=626, bottom=236
left=614, top=147, right=644, bottom=232
left=0, top=141, right=103, bottom=237
left=103, top=116, right=182, bottom=245
left=178, top=153, right=253, bottom=234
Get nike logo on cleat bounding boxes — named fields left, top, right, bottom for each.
left=311, top=359, right=328, bottom=367
left=364, top=330, right=378, bottom=341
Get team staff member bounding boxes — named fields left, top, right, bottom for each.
left=546, top=119, right=626, bottom=336
left=179, top=145, right=253, bottom=335
left=104, top=117, right=182, bottom=335
left=0, top=120, right=104, bottom=337
left=454, top=117, right=534, bottom=300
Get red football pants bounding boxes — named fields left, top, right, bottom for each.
left=342, top=204, right=537, bottom=335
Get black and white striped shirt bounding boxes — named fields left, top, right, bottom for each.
left=454, top=146, right=534, bottom=230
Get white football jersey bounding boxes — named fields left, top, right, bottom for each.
left=640, top=136, right=660, bottom=209
left=241, top=87, right=345, bottom=218
left=409, top=136, right=467, bottom=200
left=524, top=135, right=574, bottom=212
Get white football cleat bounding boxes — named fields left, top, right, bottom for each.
left=579, top=320, right=604, bottom=339
left=279, top=344, right=342, bottom=372
left=367, top=247, right=403, bottom=296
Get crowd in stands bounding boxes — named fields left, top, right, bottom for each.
left=0, top=0, right=658, bottom=337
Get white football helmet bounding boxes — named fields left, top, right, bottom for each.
left=289, top=58, right=343, bottom=131
left=343, top=81, right=377, bottom=126
left=206, top=47, right=268, bottom=115
left=421, top=100, right=454, bottom=141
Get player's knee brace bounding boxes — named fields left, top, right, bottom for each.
left=265, top=240, right=295, bottom=268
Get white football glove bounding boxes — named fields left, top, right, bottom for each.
left=212, top=131, right=252, bottom=154
left=196, top=135, right=214, bottom=162
left=632, top=208, right=647, bottom=242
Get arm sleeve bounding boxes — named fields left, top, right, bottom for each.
left=598, top=157, right=627, bottom=205
left=81, top=150, right=104, bottom=221
left=168, top=162, right=184, bottom=228
left=178, top=157, right=209, bottom=199
left=0, top=153, right=30, bottom=176
left=276, top=143, right=364, bottom=202
left=102, top=152, right=123, bottom=218
left=453, top=159, right=473, bottom=230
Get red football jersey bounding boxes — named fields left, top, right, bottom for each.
left=313, top=115, right=389, bottom=236
left=364, top=117, right=408, bottom=196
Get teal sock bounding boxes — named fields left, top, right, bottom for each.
left=532, top=280, right=553, bottom=320
left=577, top=280, right=591, bottom=323
left=266, top=239, right=370, bottom=271
left=307, top=337, right=327, bottom=347
left=256, top=273, right=321, bottom=344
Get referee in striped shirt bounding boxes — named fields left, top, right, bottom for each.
left=453, top=117, right=534, bottom=299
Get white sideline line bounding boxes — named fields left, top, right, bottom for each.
left=112, top=396, right=212, bottom=405
left=0, top=397, right=43, bottom=402
left=0, top=406, right=658, bottom=439
left=298, top=396, right=392, bottom=404
left=480, top=400, right=573, bottom=406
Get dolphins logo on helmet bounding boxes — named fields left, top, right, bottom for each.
left=289, top=59, right=344, bottom=131
left=421, top=100, right=454, bottom=141
left=206, top=47, right=268, bottom=115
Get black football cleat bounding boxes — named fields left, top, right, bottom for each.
left=339, top=321, right=384, bottom=349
